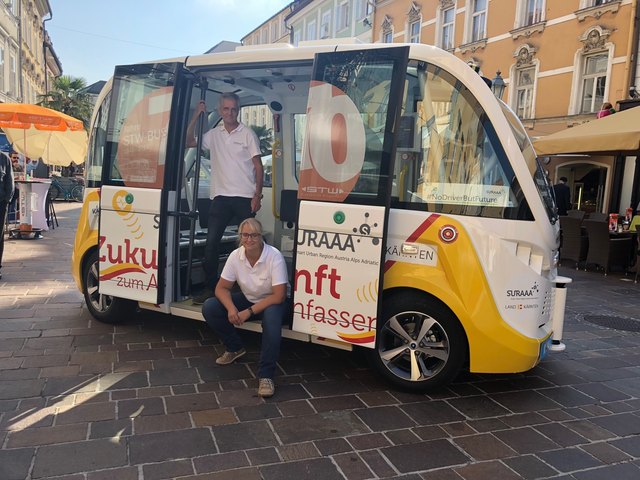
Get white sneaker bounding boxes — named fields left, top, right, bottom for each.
left=258, top=378, right=275, bottom=397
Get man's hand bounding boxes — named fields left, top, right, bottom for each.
left=251, top=195, right=262, bottom=213
left=229, top=308, right=251, bottom=326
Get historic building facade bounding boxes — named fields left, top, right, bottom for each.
left=239, top=0, right=640, bottom=213
left=0, top=0, right=60, bottom=105
left=370, top=0, right=640, bottom=214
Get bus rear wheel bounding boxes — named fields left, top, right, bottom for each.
left=369, top=293, right=467, bottom=392
left=82, top=251, right=133, bottom=323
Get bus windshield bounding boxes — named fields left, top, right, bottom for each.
left=499, top=101, right=557, bottom=223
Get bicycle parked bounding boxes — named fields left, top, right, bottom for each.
left=48, top=176, right=84, bottom=202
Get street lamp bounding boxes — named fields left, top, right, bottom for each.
left=491, top=70, right=506, bottom=100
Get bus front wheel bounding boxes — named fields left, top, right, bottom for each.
left=369, top=293, right=467, bottom=392
left=82, top=251, right=133, bottom=323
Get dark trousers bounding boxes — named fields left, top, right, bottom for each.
left=202, top=292, right=286, bottom=378
left=0, top=200, right=7, bottom=271
left=203, top=196, right=253, bottom=287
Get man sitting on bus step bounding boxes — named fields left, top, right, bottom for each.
left=187, top=92, right=264, bottom=304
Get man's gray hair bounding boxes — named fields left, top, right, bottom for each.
left=219, top=92, right=240, bottom=107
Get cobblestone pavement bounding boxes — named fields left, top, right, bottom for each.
left=1, top=202, right=639, bottom=480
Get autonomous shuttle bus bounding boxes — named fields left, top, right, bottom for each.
left=71, top=40, right=566, bottom=391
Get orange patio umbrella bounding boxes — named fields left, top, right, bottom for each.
left=0, top=103, right=88, bottom=166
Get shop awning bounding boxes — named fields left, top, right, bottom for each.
left=533, top=106, right=640, bottom=156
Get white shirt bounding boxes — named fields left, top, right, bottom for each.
left=202, top=122, right=261, bottom=199
left=221, top=244, right=288, bottom=304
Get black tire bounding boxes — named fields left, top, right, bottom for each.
left=369, top=292, right=467, bottom=392
left=71, top=185, right=84, bottom=202
left=49, top=185, right=61, bottom=201
left=82, top=250, right=133, bottom=323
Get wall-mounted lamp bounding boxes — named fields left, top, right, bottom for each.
left=362, top=17, right=372, bottom=27
left=491, top=70, right=506, bottom=100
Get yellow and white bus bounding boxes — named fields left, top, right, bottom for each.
left=72, top=40, right=567, bottom=391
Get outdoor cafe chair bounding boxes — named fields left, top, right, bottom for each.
left=567, top=210, right=586, bottom=221
left=586, top=212, right=608, bottom=222
left=559, top=216, right=588, bottom=269
left=583, top=220, right=633, bottom=275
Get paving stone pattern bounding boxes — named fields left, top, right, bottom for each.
left=1, top=202, right=640, bottom=479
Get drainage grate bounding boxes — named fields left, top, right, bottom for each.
left=583, top=315, right=640, bottom=333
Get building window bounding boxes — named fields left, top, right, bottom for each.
left=525, top=0, right=544, bottom=25
left=293, top=28, right=301, bottom=46
left=307, top=20, right=317, bottom=41
left=470, top=0, right=487, bottom=42
left=409, top=20, right=420, bottom=43
left=271, top=22, right=279, bottom=42
left=441, top=7, right=455, bottom=50
left=337, top=2, right=350, bottom=31
left=0, top=44, right=4, bottom=93
left=320, top=11, right=331, bottom=38
left=383, top=30, right=393, bottom=43
left=514, top=67, right=535, bottom=119
left=593, top=0, right=613, bottom=5
left=261, top=28, right=269, bottom=44
left=356, top=0, right=372, bottom=19
left=9, top=52, right=16, bottom=97
left=580, top=53, right=608, bottom=113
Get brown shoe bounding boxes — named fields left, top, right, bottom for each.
left=215, top=349, right=247, bottom=365
left=258, top=378, right=275, bottom=397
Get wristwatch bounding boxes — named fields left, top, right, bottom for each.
left=254, top=193, right=263, bottom=199
left=248, top=306, right=255, bottom=317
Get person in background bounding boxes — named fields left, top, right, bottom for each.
left=10, top=152, right=22, bottom=173
left=0, top=151, right=15, bottom=280
left=9, top=152, right=21, bottom=218
left=202, top=218, right=288, bottom=398
left=596, top=102, right=615, bottom=119
left=553, top=176, right=572, bottom=216
left=33, top=158, right=49, bottom=178
left=186, top=93, right=263, bottom=304
left=25, top=157, right=37, bottom=177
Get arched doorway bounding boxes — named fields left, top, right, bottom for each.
left=557, top=162, right=610, bottom=213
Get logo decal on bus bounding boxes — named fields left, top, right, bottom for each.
left=293, top=203, right=383, bottom=348
left=112, top=189, right=144, bottom=240
left=98, top=187, right=159, bottom=295
left=298, top=80, right=366, bottom=202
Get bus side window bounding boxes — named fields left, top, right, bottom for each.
left=86, top=90, right=111, bottom=188
left=394, top=62, right=529, bottom=220
left=239, top=104, right=273, bottom=186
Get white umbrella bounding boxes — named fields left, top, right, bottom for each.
left=3, top=126, right=88, bottom=166
left=0, top=103, right=87, bottom=166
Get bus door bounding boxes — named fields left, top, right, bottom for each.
left=98, top=63, right=188, bottom=305
left=292, top=47, right=409, bottom=349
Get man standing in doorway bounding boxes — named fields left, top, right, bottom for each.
left=186, top=93, right=263, bottom=304
left=0, top=152, right=15, bottom=280
left=553, top=176, right=571, bottom=216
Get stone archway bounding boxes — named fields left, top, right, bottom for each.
left=555, top=160, right=610, bottom=213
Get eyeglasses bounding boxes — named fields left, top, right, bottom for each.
left=240, top=233, right=261, bottom=240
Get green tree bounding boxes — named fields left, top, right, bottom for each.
left=38, top=75, right=93, bottom=129
left=249, top=125, right=273, bottom=155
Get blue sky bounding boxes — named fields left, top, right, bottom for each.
left=48, top=0, right=291, bottom=85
